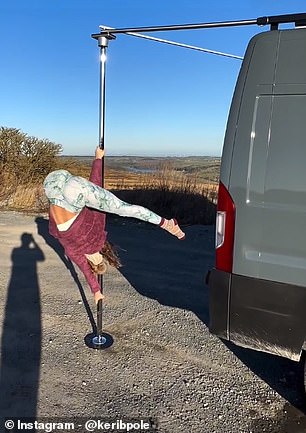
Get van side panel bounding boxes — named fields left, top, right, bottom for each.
left=220, top=31, right=278, bottom=190
left=209, top=29, right=306, bottom=361
left=231, top=29, right=306, bottom=286
left=228, top=31, right=279, bottom=278
left=260, top=94, right=306, bottom=284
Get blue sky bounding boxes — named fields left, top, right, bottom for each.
left=1, top=1, right=305, bottom=156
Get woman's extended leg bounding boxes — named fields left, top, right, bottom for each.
left=63, top=176, right=185, bottom=239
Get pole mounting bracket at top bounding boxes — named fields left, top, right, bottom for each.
left=92, top=32, right=116, bottom=47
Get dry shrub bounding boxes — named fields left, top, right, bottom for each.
left=0, top=171, right=18, bottom=200
left=0, top=127, right=62, bottom=184
left=0, top=126, right=62, bottom=207
left=111, top=163, right=217, bottom=225
left=0, top=184, right=48, bottom=212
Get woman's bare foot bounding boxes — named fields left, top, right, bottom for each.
left=160, top=218, right=185, bottom=240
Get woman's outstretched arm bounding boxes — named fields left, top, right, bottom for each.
left=88, top=147, right=105, bottom=186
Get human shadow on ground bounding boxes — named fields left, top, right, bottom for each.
left=107, top=217, right=305, bottom=412
left=35, top=217, right=96, bottom=334
left=0, top=233, right=43, bottom=418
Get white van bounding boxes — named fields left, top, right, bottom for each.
left=207, top=25, right=306, bottom=382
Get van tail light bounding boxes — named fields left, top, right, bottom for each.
left=215, top=182, right=235, bottom=273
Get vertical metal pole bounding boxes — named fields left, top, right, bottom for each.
left=96, top=299, right=103, bottom=342
left=85, top=32, right=115, bottom=349
left=97, top=36, right=109, bottom=187
left=97, top=36, right=109, bottom=339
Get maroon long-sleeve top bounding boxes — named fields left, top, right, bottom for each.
left=48, top=159, right=107, bottom=294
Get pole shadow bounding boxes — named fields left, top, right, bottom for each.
left=107, top=217, right=305, bottom=411
left=35, top=217, right=96, bottom=335
left=0, top=233, right=43, bottom=418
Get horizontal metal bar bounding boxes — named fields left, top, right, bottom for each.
left=92, top=18, right=258, bottom=38
left=92, top=13, right=306, bottom=38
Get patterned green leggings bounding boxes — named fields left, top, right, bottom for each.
left=62, top=175, right=162, bottom=225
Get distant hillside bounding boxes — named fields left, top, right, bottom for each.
left=60, top=155, right=221, bottom=183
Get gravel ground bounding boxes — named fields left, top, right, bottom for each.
left=0, top=210, right=305, bottom=433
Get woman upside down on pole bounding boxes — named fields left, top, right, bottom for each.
left=43, top=147, right=185, bottom=304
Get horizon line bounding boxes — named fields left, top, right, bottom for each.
left=61, top=154, right=221, bottom=158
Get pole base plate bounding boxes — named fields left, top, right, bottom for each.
left=84, top=332, right=114, bottom=350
